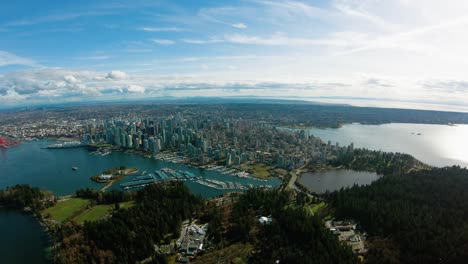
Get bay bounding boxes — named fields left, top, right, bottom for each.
left=302, top=123, right=468, bottom=168
left=0, top=140, right=279, bottom=197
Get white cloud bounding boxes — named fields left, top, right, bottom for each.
left=232, top=23, right=247, bottom=29
left=64, top=75, right=78, bottom=84
left=151, top=39, right=175, bottom=45
left=106, top=70, right=127, bottom=80
left=126, top=84, right=145, bottom=93
left=0, top=67, right=467, bottom=112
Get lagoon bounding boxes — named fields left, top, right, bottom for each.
left=299, top=170, right=380, bottom=193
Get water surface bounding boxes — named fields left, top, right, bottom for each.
left=0, top=210, right=51, bottom=264
left=300, top=170, right=380, bottom=193
left=0, top=140, right=279, bottom=197
left=302, top=123, right=468, bottom=167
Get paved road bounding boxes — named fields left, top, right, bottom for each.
left=287, top=167, right=305, bottom=192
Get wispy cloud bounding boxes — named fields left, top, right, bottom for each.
left=2, top=11, right=114, bottom=27
left=138, top=27, right=183, bottom=32
left=198, top=6, right=250, bottom=29
left=76, top=56, right=112, bottom=60
left=183, top=33, right=353, bottom=46
left=0, top=50, right=39, bottom=67
left=231, top=23, right=247, bottom=29
left=151, top=39, right=175, bottom=45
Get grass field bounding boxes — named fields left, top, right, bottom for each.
left=44, top=198, right=136, bottom=223
left=250, top=164, right=271, bottom=179
left=73, top=204, right=113, bottom=223
left=303, top=202, right=327, bottom=216
left=43, top=198, right=90, bottom=222
left=73, top=201, right=136, bottom=223
left=119, top=201, right=135, bottom=209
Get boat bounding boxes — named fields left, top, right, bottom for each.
left=46, top=141, right=85, bottom=149
left=72, top=166, right=79, bottom=171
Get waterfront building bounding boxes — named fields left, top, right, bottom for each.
left=126, top=134, right=133, bottom=148
left=133, top=137, right=139, bottom=149
left=234, top=155, right=241, bottom=165
left=148, top=137, right=155, bottom=152
left=155, top=138, right=161, bottom=151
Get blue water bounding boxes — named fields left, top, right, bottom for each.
left=286, top=123, right=468, bottom=168
left=0, top=140, right=280, bottom=197
left=300, top=170, right=380, bottom=193
left=0, top=210, right=51, bottom=264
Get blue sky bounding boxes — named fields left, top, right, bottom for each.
left=1, top=0, right=468, bottom=111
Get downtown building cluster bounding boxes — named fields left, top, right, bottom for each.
left=83, top=113, right=354, bottom=170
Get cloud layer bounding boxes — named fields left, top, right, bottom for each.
left=1, top=67, right=468, bottom=112
left=1, top=0, right=468, bottom=111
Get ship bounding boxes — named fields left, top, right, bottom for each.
left=0, top=136, right=21, bottom=148
left=72, top=166, right=79, bottom=171
left=46, top=141, right=85, bottom=149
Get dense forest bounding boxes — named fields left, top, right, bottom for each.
left=207, top=188, right=357, bottom=264
left=54, top=182, right=203, bottom=263
left=0, top=184, right=52, bottom=211
left=75, top=188, right=133, bottom=205
left=326, top=166, right=468, bottom=264
left=330, top=148, right=427, bottom=175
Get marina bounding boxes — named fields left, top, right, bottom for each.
left=118, top=168, right=274, bottom=191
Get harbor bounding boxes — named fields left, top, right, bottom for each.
left=0, top=140, right=281, bottom=198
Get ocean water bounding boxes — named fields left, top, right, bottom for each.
left=302, top=123, right=468, bottom=168
left=0, top=210, right=51, bottom=264
left=0, top=140, right=279, bottom=197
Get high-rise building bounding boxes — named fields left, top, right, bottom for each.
left=133, top=137, right=139, bottom=149
left=155, top=138, right=161, bottom=151
left=126, top=134, right=133, bottom=148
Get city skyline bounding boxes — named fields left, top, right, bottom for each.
left=2, top=0, right=468, bottom=112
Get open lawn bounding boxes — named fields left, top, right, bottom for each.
left=120, top=201, right=135, bottom=209
left=303, top=202, right=327, bottom=216
left=43, top=198, right=90, bottom=222
left=73, top=204, right=113, bottom=223
left=250, top=164, right=271, bottom=179
left=73, top=201, right=136, bottom=223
